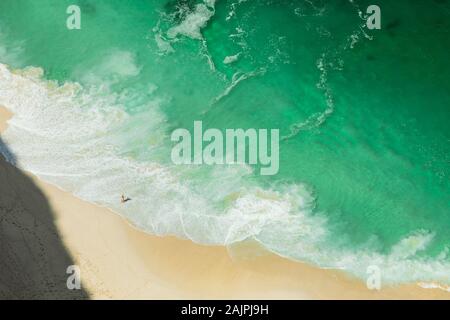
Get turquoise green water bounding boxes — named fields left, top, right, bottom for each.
left=0, top=0, right=449, bottom=285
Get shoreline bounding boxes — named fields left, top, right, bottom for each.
left=1, top=105, right=449, bottom=299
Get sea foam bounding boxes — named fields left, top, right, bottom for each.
left=167, top=0, right=216, bottom=40
left=1, top=62, right=450, bottom=288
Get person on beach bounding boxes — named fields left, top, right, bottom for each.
left=121, top=194, right=131, bottom=203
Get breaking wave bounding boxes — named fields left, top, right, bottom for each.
left=1, top=62, right=450, bottom=287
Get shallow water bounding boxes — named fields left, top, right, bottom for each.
left=0, top=0, right=449, bottom=285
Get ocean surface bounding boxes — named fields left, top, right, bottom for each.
left=0, top=0, right=449, bottom=286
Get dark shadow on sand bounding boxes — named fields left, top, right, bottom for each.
left=0, top=137, right=89, bottom=299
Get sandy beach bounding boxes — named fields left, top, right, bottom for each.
left=0, top=105, right=449, bottom=300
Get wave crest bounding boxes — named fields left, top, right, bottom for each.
left=1, top=62, right=450, bottom=287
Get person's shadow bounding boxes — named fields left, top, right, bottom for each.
left=0, top=137, right=89, bottom=299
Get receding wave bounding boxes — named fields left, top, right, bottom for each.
left=1, top=62, right=450, bottom=288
